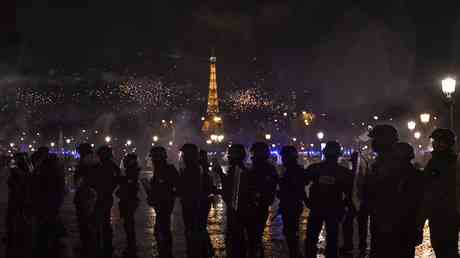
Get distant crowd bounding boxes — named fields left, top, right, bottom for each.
left=3, top=125, right=459, bottom=258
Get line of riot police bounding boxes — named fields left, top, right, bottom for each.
left=5, top=126, right=459, bottom=258
left=5, top=147, right=66, bottom=258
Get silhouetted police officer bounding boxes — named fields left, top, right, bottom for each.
left=178, top=143, right=215, bottom=258
left=199, top=149, right=217, bottom=257
left=73, top=143, right=97, bottom=255
left=355, top=150, right=374, bottom=255
left=35, top=153, right=66, bottom=256
left=367, top=124, right=399, bottom=258
left=304, top=141, right=353, bottom=258
left=6, top=153, right=34, bottom=258
left=340, top=152, right=358, bottom=255
left=91, top=145, right=121, bottom=257
left=279, top=146, right=306, bottom=258
left=221, top=144, right=252, bottom=258
left=147, top=146, right=179, bottom=258
left=392, top=142, right=423, bottom=257
left=117, top=153, right=141, bottom=258
left=419, top=129, right=459, bottom=258
left=249, top=142, right=278, bottom=258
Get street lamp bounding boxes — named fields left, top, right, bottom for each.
left=50, top=142, right=55, bottom=147
left=317, top=132, right=325, bottom=141
left=420, top=113, right=431, bottom=124
left=414, top=131, right=421, bottom=140
left=105, top=136, right=111, bottom=143
left=407, top=121, right=416, bottom=131
left=217, top=135, right=224, bottom=143
left=441, top=77, right=456, bottom=130
left=265, top=134, right=271, bottom=141
left=153, top=136, right=159, bottom=142
left=66, top=138, right=71, bottom=144
left=126, top=140, right=132, bottom=146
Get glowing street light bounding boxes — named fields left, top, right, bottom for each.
left=105, top=136, right=111, bottom=143
left=414, top=131, right=421, bottom=140
left=283, top=112, right=288, bottom=117
left=66, top=138, right=71, bottom=144
left=292, top=137, right=297, bottom=142
left=126, top=140, right=132, bottom=146
left=50, top=142, right=55, bottom=147
left=153, top=136, right=159, bottom=142
left=9, top=143, right=14, bottom=148
left=317, top=132, right=325, bottom=141
left=441, top=77, right=456, bottom=130
left=442, top=77, right=456, bottom=98
left=373, top=115, right=379, bottom=120
left=407, top=121, right=416, bottom=131
left=420, top=113, right=431, bottom=124
left=168, top=141, right=173, bottom=146
left=265, top=134, right=272, bottom=141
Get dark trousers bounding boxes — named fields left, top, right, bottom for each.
left=6, top=207, right=34, bottom=258
left=305, top=211, right=339, bottom=258
left=252, top=205, right=269, bottom=258
left=120, top=202, right=138, bottom=256
left=357, top=204, right=371, bottom=251
left=35, top=209, right=60, bottom=256
left=154, top=201, right=174, bottom=258
left=181, top=201, right=213, bottom=258
left=93, top=202, right=114, bottom=257
left=280, top=204, right=302, bottom=258
left=76, top=207, right=92, bottom=253
left=227, top=207, right=266, bottom=258
left=429, top=212, right=459, bottom=258
left=341, top=210, right=354, bottom=251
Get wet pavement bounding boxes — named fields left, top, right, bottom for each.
left=0, top=178, right=452, bottom=258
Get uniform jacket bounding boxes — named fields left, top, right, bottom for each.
left=178, top=163, right=214, bottom=209
left=87, top=159, right=121, bottom=203
left=305, top=160, right=354, bottom=213
left=148, top=163, right=179, bottom=207
left=221, top=163, right=252, bottom=213
left=278, top=163, right=307, bottom=208
left=249, top=161, right=279, bottom=208
left=422, top=151, right=459, bottom=214
left=117, top=166, right=140, bottom=205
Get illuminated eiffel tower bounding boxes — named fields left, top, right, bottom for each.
left=202, top=52, right=224, bottom=136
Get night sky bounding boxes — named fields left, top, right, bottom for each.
left=2, top=1, right=460, bottom=136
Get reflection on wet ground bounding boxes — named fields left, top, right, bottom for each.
left=0, top=187, right=453, bottom=258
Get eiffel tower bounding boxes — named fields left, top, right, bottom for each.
left=202, top=52, right=223, bottom=135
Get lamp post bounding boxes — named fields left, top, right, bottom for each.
left=420, top=113, right=431, bottom=124
left=265, top=134, right=271, bottom=141
left=407, top=121, right=416, bottom=131
left=442, top=77, right=456, bottom=131
left=317, top=131, right=324, bottom=141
